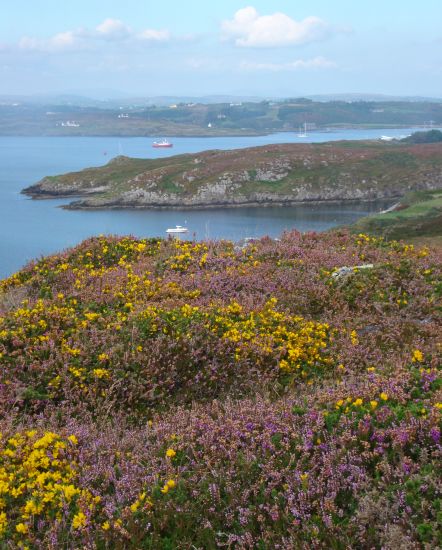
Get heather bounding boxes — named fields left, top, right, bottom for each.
left=0, top=231, right=441, bottom=548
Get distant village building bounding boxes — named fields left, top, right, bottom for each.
left=57, top=121, right=80, bottom=127
left=118, top=113, right=129, bottom=118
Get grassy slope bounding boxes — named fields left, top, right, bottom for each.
left=353, top=189, right=442, bottom=241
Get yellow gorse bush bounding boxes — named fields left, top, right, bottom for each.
left=139, top=298, right=333, bottom=379
left=211, top=298, right=332, bottom=376
left=0, top=430, right=99, bottom=542
left=165, top=241, right=209, bottom=271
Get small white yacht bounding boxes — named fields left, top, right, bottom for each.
left=166, top=225, right=188, bottom=234
left=297, top=122, right=308, bottom=138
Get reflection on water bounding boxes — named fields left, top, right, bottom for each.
left=0, top=135, right=397, bottom=278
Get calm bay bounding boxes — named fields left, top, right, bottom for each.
left=0, top=128, right=423, bottom=278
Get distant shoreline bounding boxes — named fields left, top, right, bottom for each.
left=0, top=124, right=435, bottom=138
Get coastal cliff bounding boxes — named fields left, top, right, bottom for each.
left=22, top=141, right=442, bottom=209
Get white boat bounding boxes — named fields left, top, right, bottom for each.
left=166, top=225, right=188, bottom=234
left=297, top=122, right=307, bottom=138
left=380, top=135, right=395, bottom=141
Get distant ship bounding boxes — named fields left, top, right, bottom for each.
left=166, top=225, right=188, bottom=234
left=297, top=123, right=308, bottom=138
left=152, top=139, right=173, bottom=148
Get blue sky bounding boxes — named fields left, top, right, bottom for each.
left=1, top=0, right=441, bottom=97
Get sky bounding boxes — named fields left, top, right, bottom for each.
left=1, top=0, right=441, bottom=98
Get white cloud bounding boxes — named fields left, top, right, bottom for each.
left=15, top=18, right=171, bottom=53
left=222, top=6, right=331, bottom=47
left=240, top=57, right=337, bottom=71
left=96, top=19, right=131, bottom=40
left=137, top=29, right=170, bottom=42
left=18, top=30, right=85, bottom=52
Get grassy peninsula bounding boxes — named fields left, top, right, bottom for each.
left=0, top=231, right=441, bottom=548
left=22, top=141, right=442, bottom=209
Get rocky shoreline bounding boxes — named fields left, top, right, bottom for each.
left=60, top=197, right=400, bottom=211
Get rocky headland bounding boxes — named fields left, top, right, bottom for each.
left=22, top=141, right=442, bottom=209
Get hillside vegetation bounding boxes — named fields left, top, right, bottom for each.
left=0, top=231, right=441, bottom=548
left=23, top=141, right=442, bottom=209
left=402, top=129, right=442, bottom=144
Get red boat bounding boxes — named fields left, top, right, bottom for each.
left=152, top=139, right=173, bottom=148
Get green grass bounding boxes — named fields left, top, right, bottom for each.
left=353, top=189, right=442, bottom=240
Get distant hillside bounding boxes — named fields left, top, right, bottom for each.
left=2, top=98, right=442, bottom=136
left=23, top=141, right=442, bottom=210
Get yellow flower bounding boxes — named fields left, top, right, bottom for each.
left=16, top=522, right=28, bottom=534
left=353, top=398, right=363, bottom=406
left=93, top=368, right=110, bottom=379
left=380, top=392, right=388, bottom=401
left=102, top=521, right=110, bottom=531
left=300, top=473, right=309, bottom=481
left=165, top=448, right=176, bottom=458
left=67, top=435, right=78, bottom=445
left=166, top=479, right=176, bottom=489
left=0, top=512, right=7, bottom=535
left=370, top=400, right=378, bottom=409
left=61, top=484, right=80, bottom=501
left=160, top=484, right=169, bottom=494
left=130, top=501, right=139, bottom=513
left=412, top=349, right=423, bottom=363
left=72, top=511, right=87, bottom=529
left=434, top=403, right=442, bottom=410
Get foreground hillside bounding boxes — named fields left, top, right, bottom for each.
left=23, top=141, right=442, bottom=209
left=0, top=232, right=441, bottom=548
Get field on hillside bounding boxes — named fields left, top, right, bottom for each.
left=0, top=232, right=441, bottom=548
